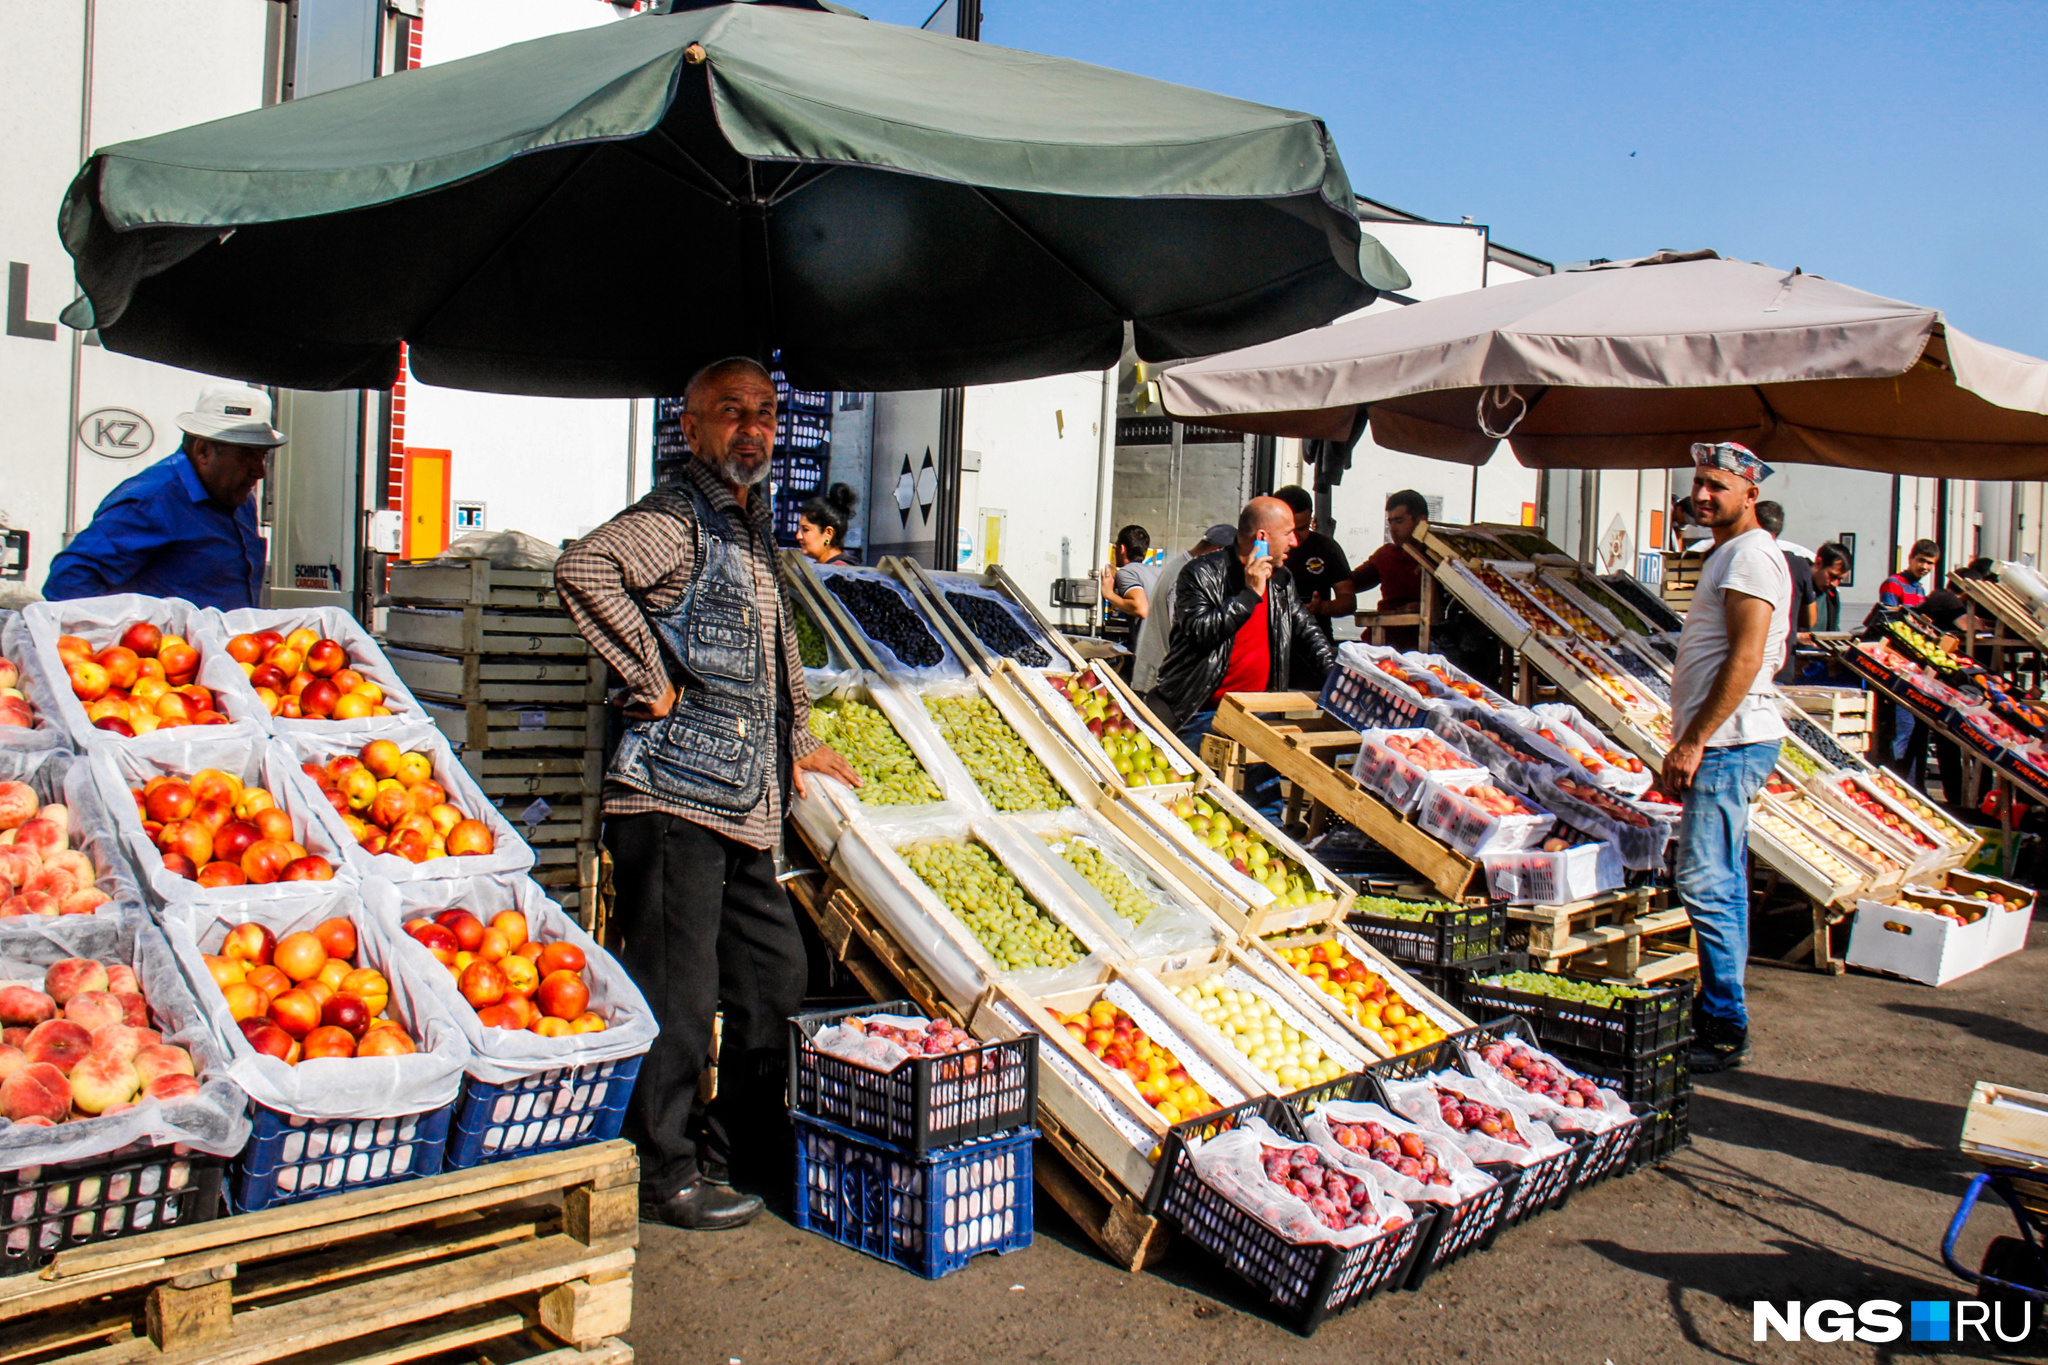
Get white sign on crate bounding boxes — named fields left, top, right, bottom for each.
left=521, top=798, right=552, bottom=830
left=518, top=709, right=548, bottom=731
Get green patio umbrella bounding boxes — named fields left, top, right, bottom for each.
left=59, top=1, right=1405, bottom=395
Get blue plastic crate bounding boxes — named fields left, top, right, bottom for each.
left=444, top=1054, right=642, bottom=1169
left=792, top=1115, right=1034, bottom=1279
left=230, top=1101, right=453, bottom=1212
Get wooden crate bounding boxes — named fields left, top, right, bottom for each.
left=385, top=606, right=589, bottom=659
left=388, top=559, right=563, bottom=612
left=0, top=1141, right=637, bottom=1365
left=424, top=698, right=607, bottom=753
left=1960, top=1081, right=2048, bottom=1172
left=389, top=649, right=605, bottom=706
left=1507, top=885, right=1696, bottom=984
left=1782, top=686, right=1873, bottom=753
left=1660, top=552, right=1706, bottom=614
left=461, top=747, right=606, bottom=790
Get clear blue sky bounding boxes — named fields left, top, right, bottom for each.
left=858, top=0, right=2048, bottom=358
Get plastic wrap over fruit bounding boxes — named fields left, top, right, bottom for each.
left=0, top=908, right=252, bottom=1166
left=0, top=611, right=66, bottom=753
left=0, top=749, right=147, bottom=944
left=815, top=563, right=963, bottom=681
left=20, top=594, right=271, bottom=746
left=1187, top=1115, right=1411, bottom=1248
left=1523, top=769, right=1661, bottom=872
left=160, top=884, right=469, bottom=1120
left=89, top=735, right=357, bottom=910
left=202, top=606, right=427, bottom=737
left=1529, top=702, right=1655, bottom=796
left=1380, top=1072, right=1570, bottom=1167
left=1009, top=806, right=1226, bottom=967
left=810, top=1012, right=980, bottom=1073
left=1301, top=1097, right=1497, bottom=1205
left=361, top=873, right=654, bottom=1087
left=1459, top=1035, right=1634, bottom=1134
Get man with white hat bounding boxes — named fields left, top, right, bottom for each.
left=44, top=383, right=284, bottom=610
left=1663, top=441, right=1790, bottom=1076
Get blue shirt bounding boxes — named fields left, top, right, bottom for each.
left=44, top=452, right=266, bottom=610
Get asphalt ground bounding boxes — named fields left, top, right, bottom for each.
left=626, top=925, right=2047, bottom=1365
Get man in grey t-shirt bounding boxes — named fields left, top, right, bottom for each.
left=1100, top=524, right=1159, bottom=620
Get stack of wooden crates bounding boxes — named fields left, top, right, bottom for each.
left=379, top=558, right=606, bottom=923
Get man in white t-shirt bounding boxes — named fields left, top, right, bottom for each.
left=1663, top=441, right=1791, bottom=1075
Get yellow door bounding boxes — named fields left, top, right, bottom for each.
left=402, top=448, right=451, bottom=560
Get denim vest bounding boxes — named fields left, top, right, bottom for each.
left=607, top=482, right=774, bottom=818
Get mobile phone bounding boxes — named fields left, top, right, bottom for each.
left=1252, top=534, right=1270, bottom=560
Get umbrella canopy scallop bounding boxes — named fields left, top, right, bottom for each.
left=59, top=3, right=1404, bottom=396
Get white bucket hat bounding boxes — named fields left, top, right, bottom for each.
left=176, top=383, right=287, bottom=448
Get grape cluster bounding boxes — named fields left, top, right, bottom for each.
left=1352, top=894, right=1462, bottom=923
left=1045, top=836, right=1151, bottom=925
left=791, top=600, right=830, bottom=669
left=806, top=699, right=941, bottom=806
left=1479, top=970, right=1648, bottom=1006
left=947, top=592, right=1050, bottom=667
left=901, top=839, right=1085, bottom=971
left=826, top=576, right=943, bottom=667
left=924, top=696, right=1069, bottom=811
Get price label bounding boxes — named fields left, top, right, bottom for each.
left=518, top=709, right=547, bottom=731
left=520, top=798, right=552, bottom=829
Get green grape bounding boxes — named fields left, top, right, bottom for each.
left=923, top=695, right=1070, bottom=812
left=1477, top=970, right=1649, bottom=1006
left=807, top=699, right=941, bottom=806
left=1045, top=836, right=1151, bottom=925
left=792, top=600, right=830, bottom=669
left=900, top=838, right=1085, bottom=971
left=1352, top=894, right=1464, bottom=922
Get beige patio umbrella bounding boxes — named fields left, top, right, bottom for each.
left=1156, top=249, right=2048, bottom=477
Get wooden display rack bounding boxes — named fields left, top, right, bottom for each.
left=892, top=559, right=1089, bottom=673
left=782, top=863, right=1171, bottom=1272
left=1780, top=686, right=1873, bottom=755
left=1205, top=692, right=1483, bottom=901
left=1952, top=572, right=2048, bottom=658
left=1508, top=885, right=1695, bottom=984
left=0, top=1142, right=637, bottom=1365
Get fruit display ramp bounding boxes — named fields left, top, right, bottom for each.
left=0, top=1139, right=638, bottom=1365
left=1205, top=692, right=1484, bottom=902
left=893, top=558, right=1086, bottom=675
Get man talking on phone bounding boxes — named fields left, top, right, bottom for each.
left=1148, top=496, right=1332, bottom=754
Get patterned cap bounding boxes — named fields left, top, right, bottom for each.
left=1691, top=441, right=1773, bottom=483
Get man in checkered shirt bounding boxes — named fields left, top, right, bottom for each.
left=558, top=358, right=858, bottom=1231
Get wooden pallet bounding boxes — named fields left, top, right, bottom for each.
left=0, top=1142, right=637, bottom=1365
left=386, top=651, right=605, bottom=707
left=1661, top=552, right=1706, bottom=614
left=1509, top=886, right=1694, bottom=982
left=388, top=559, right=564, bottom=613
left=783, top=852, right=1172, bottom=1273
left=1207, top=691, right=1482, bottom=900
left=385, top=607, right=589, bottom=660
left=424, top=699, right=606, bottom=754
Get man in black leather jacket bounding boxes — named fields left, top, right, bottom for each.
left=1149, top=496, right=1335, bottom=747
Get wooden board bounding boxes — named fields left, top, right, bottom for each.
left=893, top=560, right=1089, bottom=674
left=388, top=560, right=562, bottom=611
left=1207, top=691, right=1480, bottom=901
left=1507, top=886, right=1693, bottom=981
left=1960, top=1081, right=2048, bottom=1172
left=422, top=698, right=606, bottom=753
left=1953, top=573, right=2048, bottom=654
left=386, top=650, right=603, bottom=706
left=384, top=607, right=589, bottom=659
left=0, top=1142, right=637, bottom=1365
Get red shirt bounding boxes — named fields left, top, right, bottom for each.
left=1211, top=596, right=1271, bottom=704
left=1355, top=541, right=1423, bottom=609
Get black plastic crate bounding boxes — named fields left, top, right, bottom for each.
left=1550, top=1040, right=1688, bottom=1112
left=1450, top=1016, right=1650, bottom=1189
left=788, top=1000, right=1037, bottom=1155
left=1456, top=973, right=1693, bottom=1060
left=3, top=1146, right=225, bottom=1272
left=1630, top=1096, right=1691, bottom=1169
left=1348, top=898, right=1506, bottom=967
left=1144, top=1098, right=1432, bottom=1336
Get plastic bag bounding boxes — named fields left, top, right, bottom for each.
left=1379, top=1072, right=1570, bottom=1167
left=0, top=752, right=146, bottom=939
left=1394, top=650, right=1518, bottom=713
left=88, top=735, right=356, bottom=909
left=1525, top=769, right=1660, bottom=872
left=200, top=606, right=428, bottom=736
left=359, top=874, right=654, bottom=1087
left=812, top=562, right=964, bottom=682
left=20, top=594, right=269, bottom=745
left=0, top=612, right=66, bottom=754
left=1416, top=773, right=1556, bottom=857
left=935, top=579, right=1063, bottom=673
left=1458, top=1034, right=1634, bottom=1134
left=281, top=720, right=533, bottom=882
left=159, top=885, right=469, bottom=1120
left=431, top=531, right=559, bottom=571
left=808, top=1012, right=955, bottom=1074
left=1009, top=807, right=1227, bottom=968
left=1421, top=707, right=1536, bottom=791
left=1299, top=1097, right=1497, bottom=1204
left=0, top=910, right=252, bottom=1167
left=1186, top=1116, right=1412, bottom=1247
left=793, top=673, right=982, bottom=859
left=1529, top=703, right=1655, bottom=796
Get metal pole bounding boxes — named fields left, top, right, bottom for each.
left=63, top=0, right=97, bottom=545
left=1091, top=365, right=1116, bottom=633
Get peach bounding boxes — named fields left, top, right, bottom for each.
left=44, top=958, right=109, bottom=1005
left=238, top=1018, right=294, bottom=1062
left=0, top=782, right=36, bottom=831
left=268, top=989, right=322, bottom=1039
left=194, top=863, right=246, bottom=889
left=532, top=1017, right=573, bottom=1039
left=59, top=887, right=111, bottom=917
left=361, top=739, right=402, bottom=779
left=120, top=621, right=163, bottom=657
left=301, top=1026, right=355, bottom=1060
left=537, top=971, right=590, bottom=1021
left=253, top=807, right=295, bottom=844
left=0, top=1043, right=22, bottom=1081
left=68, top=659, right=111, bottom=701
left=212, top=820, right=260, bottom=863
left=489, top=911, right=528, bottom=951
left=43, top=849, right=93, bottom=887
left=0, top=985, right=56, bottom=1026
left=143, top=781, right=196, bottom=824
left=537, top=942, right=587, bottom=977
left=55, top=634, right=91, bottom=666
left=407, top=780, right=448, bottom=816
left=499, top=955, right=539, bottom=998
left=69, top=1053, right=141, bottom=1114
left=115, top=992, right=148, bottom=1027
left=0, top=849, right=38, bottom=886
left=94, top=645, right=141, bottom=690
left=1, top=1061, right=72, bottom=1122
left=104, top=964, right=138, bottom=997
left=340, top=968, right=388, bottom=1017
left=64, top=991, right=126, bottom=1032
left=356, top=1026, right=416, bottom=1057
left=145, top=1072, right=202, bottom=1102
left=24, top=866, right=79, bottom=901
left=245, top=965, right=291, bottom=1003
left=24, top=1019, right=94, bottom=1074
left=133, top=1044, right=194, bottom=1088
left=89, top=1024, right=155, bottom=1063
left=7, top=891, right=58, bottom=917
left=14, top=818, right=66, bottom=859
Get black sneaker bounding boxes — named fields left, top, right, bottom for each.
left=1689, top=1017, right=1749, bottom=1074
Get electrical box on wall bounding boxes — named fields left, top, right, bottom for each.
left=367, top=509, right=402, bottom=555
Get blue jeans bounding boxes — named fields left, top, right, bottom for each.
left=1674, top=740, right=1781, bottom=1029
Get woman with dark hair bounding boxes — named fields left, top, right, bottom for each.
left=796, top=483, right=860, bottom=564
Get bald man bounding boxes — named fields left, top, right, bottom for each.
left=557, top=356, right=858, bottom=1232
left=1148, top=495, right=1335, bottom=752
